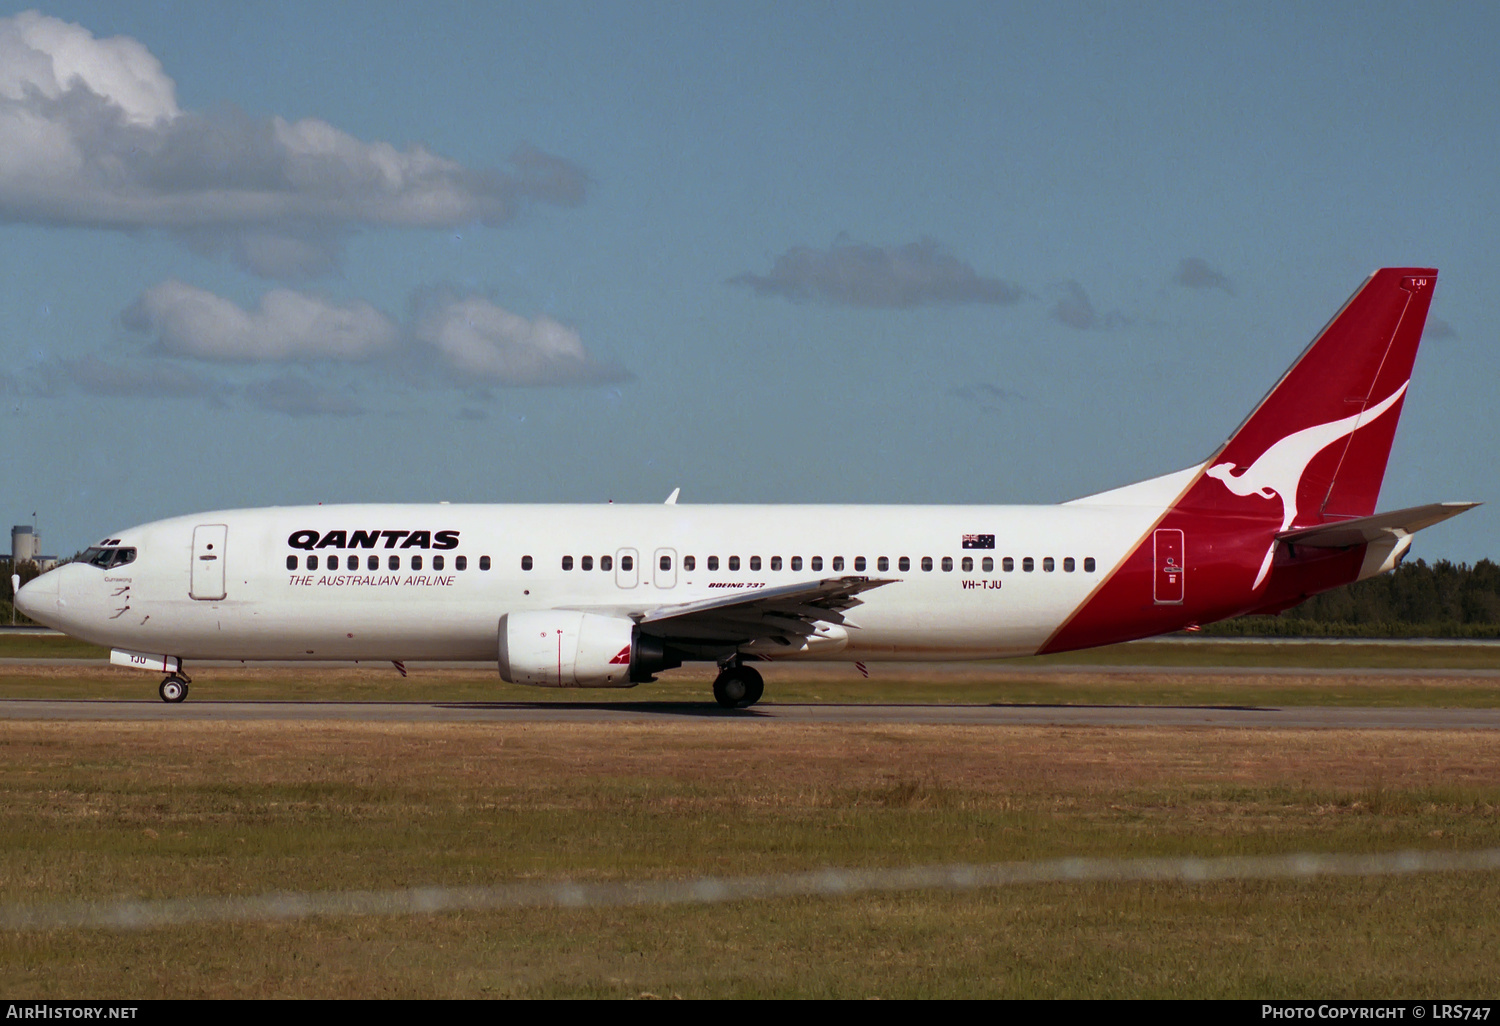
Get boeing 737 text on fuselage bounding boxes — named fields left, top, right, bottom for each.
left=17, top=269, right=1477, bottom=706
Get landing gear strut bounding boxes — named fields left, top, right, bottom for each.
left=712, top=662, right=764, bottom=709
left=158, top=671, right=191, bottom=703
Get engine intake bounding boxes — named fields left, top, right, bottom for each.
left=498, top=610, right=681, bottom=687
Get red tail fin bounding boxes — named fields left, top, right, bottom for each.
left=1183, top=268, right=1437, bottom=527
left=1041, top=269, right=1439, bottom=653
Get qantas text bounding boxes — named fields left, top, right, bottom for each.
left=288, top=530, right=459, bottom=551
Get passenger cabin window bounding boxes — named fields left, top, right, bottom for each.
left=942, top=557, right=954, bottom=572
left=562, top=555, right=574, bottom=571
left=855, top=557, right=866, bottom=571
left=771, top=556, right=783, bottom=571
left=749, top=556, right=761, bottom=571
left=1084, top=557, right=1096, bottom=572
left=602, top=555, right=613, bottom=571
left=921, top=557, right=933, bottom=571
left=878, top=557, right=889, bottom=571
left=308, top=555, right=319, bottom=571
left=389, top=555, right=400, bottom=571
left=412, top=555, right=423, bottom=571
left=480, top=556, right=491, bottom=571
left=832, top=556, right=844, bottom=571
left=981, top=557, right=993, bottom=572
left=898, top=557, right=910, bottom=572
left=707, top=556, right=719, bottom=571
left=1003, top=557, right=1014, bottom=572
left=684, top=556, right=695, bottom=571
left=729, top=556, right=740, bottom=571
left=811, top=556, right=823, bottom=571
left=287, top=555, right=297, bottom=570
left=1023, top=557, right=1034, bottom=572
left=455, top=556, right=468, bottom=571
left=1043, top=557, right=1055, bottom=572
left=582, top=555, right=593, bottom=571
left=521, top=555, right=533, bottom=571
left=660, top=554, right=672, bottom=571
left=348, top=555, right=358, bottom=571
left=621, top=555, right=633, bottom=571
left=961, top=557, right=972, bottom=572
left=368, top=554, right=379, bottom=571
left=1064, top=557, right=1075, bottom=572
left=791, top=556, right=802, bottom=571
left=434, top=555, right=445, bottom=571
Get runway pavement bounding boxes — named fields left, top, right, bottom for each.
left=2, top=698, right=1498, bottom=728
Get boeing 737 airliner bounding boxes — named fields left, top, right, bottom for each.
left=16, top=268, right=1476, bottom=706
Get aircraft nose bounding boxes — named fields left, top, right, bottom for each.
left=15, top=571, right=58, bottom=622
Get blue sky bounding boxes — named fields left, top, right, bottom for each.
left=1, top=1, right=1494, bottom=562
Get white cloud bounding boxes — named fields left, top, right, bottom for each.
left=119, top=280, right=629, bottom=389
left=414, top=293, right=629, bottom=386
left=0, top=11, right=587, bottom=278
left=730, top=237, right=1025, bottom=308
left=122, top=279, right=400, bottom=362
left=0, top=10, right=179, bottom=123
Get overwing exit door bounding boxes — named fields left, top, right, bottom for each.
left=1153, top=528, right=1184, bottom=605
left=191, top=524, right=227, bottom=601
left=614, top=548, right=638, bottom=589
left=654, top=548, right=677, bottom=589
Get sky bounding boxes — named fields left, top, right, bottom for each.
left=0, top=1, right=1495, bottom=562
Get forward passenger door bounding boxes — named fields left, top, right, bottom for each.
left=190, top=524, right=227, bottom=601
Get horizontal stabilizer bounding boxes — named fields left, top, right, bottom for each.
left=1276, top=502, right=1480, bottom=549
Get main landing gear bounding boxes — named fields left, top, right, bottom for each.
left=712, top=661, right=764, bottom=709
left=158, top=671, right=191, bottom=703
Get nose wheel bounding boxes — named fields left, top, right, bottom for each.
left=159, top=675, right=190, bottom=703
left=712, top=665, right=764, bottom=708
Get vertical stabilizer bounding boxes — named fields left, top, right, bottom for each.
left=1041, top=268, right=1440, bottom=653
left=1185, top=267, right=1437, bottom=528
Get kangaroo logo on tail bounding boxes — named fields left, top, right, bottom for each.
left=1205, top=381, right=1409, bottom=587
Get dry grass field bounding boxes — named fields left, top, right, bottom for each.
left=1, top=717, right=1498, bottom=997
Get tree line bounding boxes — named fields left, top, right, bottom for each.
left=0, top=558, right=46, bottom=626
left=1204, top=559, right=1500, bottom=637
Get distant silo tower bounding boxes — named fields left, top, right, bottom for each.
left=11, top=526, right=37, bottom=564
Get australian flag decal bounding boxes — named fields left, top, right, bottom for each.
left=962, top=534, right=995, bottom=550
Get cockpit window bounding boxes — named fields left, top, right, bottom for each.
left=81, top=547, right=137, bottom=569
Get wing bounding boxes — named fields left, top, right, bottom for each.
left=636, top=575, right=897, bottom=658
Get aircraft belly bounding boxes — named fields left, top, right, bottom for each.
left=124, top=592, right=497, bottom=662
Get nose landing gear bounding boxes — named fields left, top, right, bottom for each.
left=712, top=660, right=764, bottom=709
left=158, top=671, right=191, bottom=703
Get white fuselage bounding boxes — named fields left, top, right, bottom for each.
left=22, top=497, right=1174, bottom=664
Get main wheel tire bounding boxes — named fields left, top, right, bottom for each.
left=159, top=677, right=188, bottom=703
left=712, top=670, right=748, bottom=708
left=740, top=666, right=764, bottom=707
left=712, top=667, right=763, bottom=709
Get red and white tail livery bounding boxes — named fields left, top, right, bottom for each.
left=17, top=268, right=1476, bottom=706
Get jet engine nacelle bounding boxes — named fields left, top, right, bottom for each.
left=498, top=610, right=680, bottom=687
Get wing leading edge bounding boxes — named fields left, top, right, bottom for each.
left=636, top=575, right=897, bottom=656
